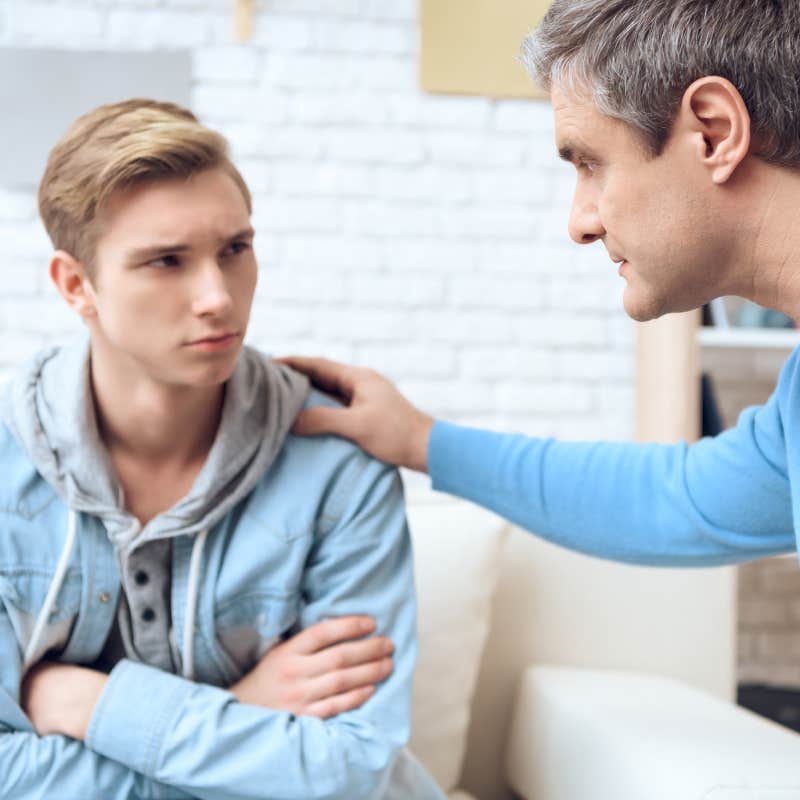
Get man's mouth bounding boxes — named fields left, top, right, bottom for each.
left=609, top=254, right=628, bottom=275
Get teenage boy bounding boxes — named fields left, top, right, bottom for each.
left=284, top=0, right=800, bottom=571
left=0, top=99, right=444, bottom=800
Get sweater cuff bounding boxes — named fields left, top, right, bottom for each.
left=428, top=420, right=473, bottom=495
left=85, top=659, right=193, bottom=775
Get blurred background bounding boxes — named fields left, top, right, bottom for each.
left=0, top=0, right=631, bottom=443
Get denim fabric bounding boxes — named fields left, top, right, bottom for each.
left=0, top=390, right=445, bottom=799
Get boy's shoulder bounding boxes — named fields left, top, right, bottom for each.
left=0, top=420, right=57, bottom=519
left=290, top=385, right=391, bottom=475
left=243, top=387, right=403, bottom=535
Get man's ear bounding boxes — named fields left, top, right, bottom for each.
left=49, top=250, right=98, bottom=319
left=676, top=76, right=751, bottom=185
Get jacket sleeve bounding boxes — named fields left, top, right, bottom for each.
left=84, top=455, right=439, bottom=800
left=428, top=367, right=796, bottom=568
left=0, top=604, right=194, bottom=800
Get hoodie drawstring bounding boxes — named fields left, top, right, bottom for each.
left=23, top=511, right=207, bottom=681
left=23, top=509, right=78, bottom=670
left=182, top=529, right=208, bottom=681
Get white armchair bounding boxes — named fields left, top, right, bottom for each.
left=406, top=489, right=800, bottom=800
left=506, top=666, right=800, bottom=799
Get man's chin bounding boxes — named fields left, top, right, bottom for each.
left=621, top=286, right=665, bottom=322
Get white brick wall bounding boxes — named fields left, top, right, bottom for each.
left=0, top=0, right=633, bottom=435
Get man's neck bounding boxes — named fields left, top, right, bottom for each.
left=730, top=162, right=800, bottom=319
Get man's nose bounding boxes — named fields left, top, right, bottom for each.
left=192, top=261, right=234, bottom=317
left=567, top=191, right=605, bottom=245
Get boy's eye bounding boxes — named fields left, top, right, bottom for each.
left=148, top=254, right=181, bottom=268
left=577, top=160, right=596, bottom=173
left=223, top=241, right=251, bottom=257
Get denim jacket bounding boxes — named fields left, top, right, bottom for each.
left=0, top=391, right=444, bottom=800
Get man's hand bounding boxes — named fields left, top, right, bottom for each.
left=230, top=616, right=394, bottom=719
left=22, top=662, right=107, bottom=740
left=277, top=357, right=434, bottom=473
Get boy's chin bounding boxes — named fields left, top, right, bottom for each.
left=181, top=356, right=241, bottom=389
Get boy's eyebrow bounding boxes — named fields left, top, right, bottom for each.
left=125, top=227, right=256, bottom=262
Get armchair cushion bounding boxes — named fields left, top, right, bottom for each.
left=507, top=665, right=800, bottom=800
left=406, top=491, right=509, bottom=793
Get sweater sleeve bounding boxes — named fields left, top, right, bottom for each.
left=428, top=369, right=796, bottom=568
left=84, top=455, right=443, bottom=800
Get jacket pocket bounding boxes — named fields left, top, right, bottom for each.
left=0, top=570, right=82, bottom=663
left=213, top=593, right=300, bottom=679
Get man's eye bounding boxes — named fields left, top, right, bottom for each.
left=577, top=160, right=595, bottom=173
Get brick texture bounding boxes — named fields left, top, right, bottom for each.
left=0, top=0, right=635, bottom=441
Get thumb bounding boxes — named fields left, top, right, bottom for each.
left=292, top=406, right=358, bottom=440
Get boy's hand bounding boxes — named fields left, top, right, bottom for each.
left=230, top=616, right=394, bottom=719
left=277, top=356, right=434, bottom=473
left=22, top=662, right=107, bottom=741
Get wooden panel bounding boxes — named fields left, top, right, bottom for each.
left=235, top=0, right=254, bottom=42
left=635, top=310, right=701, bottom=444
left=420, top=0, right=553, bottom=99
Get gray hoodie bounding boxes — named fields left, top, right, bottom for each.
left=2, top=335, right=309, bottom=671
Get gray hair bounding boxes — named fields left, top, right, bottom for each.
left=522, top=0, right=800, bottom=168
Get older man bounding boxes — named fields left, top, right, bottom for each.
left=285, top=0, right=800, bottom=568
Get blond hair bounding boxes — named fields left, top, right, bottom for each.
left=38, top=98, right=252, bottom=271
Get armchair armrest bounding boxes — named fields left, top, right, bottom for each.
left=506, top=666, right=800, bottom=800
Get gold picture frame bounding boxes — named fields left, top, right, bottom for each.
left=419, top=0, right=553, bottom=99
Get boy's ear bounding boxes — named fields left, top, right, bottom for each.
left=675, top=76, right=751, bottom=185
left=49, top=250, right=98, bottom=319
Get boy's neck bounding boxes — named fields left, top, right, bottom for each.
left=89, top=347, right=225, bottom=469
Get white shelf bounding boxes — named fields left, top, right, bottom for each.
left=697, top=327, right=800, bottom=349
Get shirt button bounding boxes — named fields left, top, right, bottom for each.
left=98, top=592, right=110, bottom=604
left=134, top=570, right=149, bottom=586
left=142, top=608, right=156, bottom=623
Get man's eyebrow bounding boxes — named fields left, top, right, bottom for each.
left=557, top=141, right=598, bottom=164
left=125, top=227, right=255, bottom=262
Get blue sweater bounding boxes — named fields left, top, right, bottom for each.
left=429, top=349, right=800, bottom=567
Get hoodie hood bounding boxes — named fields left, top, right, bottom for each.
left=1, top=335, right=309, bottom=553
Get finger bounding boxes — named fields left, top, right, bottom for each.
left=302, top=685, right=376, bottom=720
left=305, top=637, right=394, bottom=678
left=276, top=356, right=358, bottom=400
left=287, top=616, right=376, bottom=656
left=291, top=406, right=361, bottom=439
left=305, top=658, right=394, bottom=704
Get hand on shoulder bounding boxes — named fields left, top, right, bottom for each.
left=278, top=356, right=434, bottom=473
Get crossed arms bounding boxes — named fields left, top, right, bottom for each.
left=1, top=460, right=419, bottom=800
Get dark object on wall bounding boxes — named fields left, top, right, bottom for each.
left=738, top=684, right=800, bottom=734
left=700, top=372, right=724, bottom=437
left=0, top=48, right=191, bottom=189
